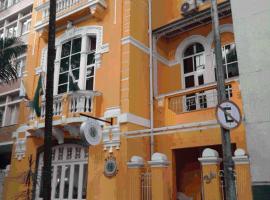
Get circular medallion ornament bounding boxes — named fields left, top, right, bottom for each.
left=104, top=155, right=118, bottom=177
left=80, top=119, right=102, bottom=146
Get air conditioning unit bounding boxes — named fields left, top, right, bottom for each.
left=181, top=0, right=198, bottom=16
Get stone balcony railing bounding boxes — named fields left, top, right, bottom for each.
left=29, top=90, right=101, bottom=121
left=156, top=80, right=242, bottom=127
left=35, top=0, right=107, bottom=30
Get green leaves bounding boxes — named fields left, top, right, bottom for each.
left=0, top=37, right=27, bottom=83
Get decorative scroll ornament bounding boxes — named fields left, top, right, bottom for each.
left=80, top=119, right=102, bottom=146
left=104, top=155, right=118, bottom=177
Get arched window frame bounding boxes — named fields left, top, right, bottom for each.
left=175, top=35, right=212, bottom=90
left=54, top=26, right=103, bottom=95
left=39, top=26, right=105, bottom=95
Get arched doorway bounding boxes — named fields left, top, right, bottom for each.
left=35, top=143, right=88, bottom=200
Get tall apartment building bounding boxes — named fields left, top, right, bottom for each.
left=0, top=0, right=33, bottom=199
left=1, top=0, right=256, bottom=200
left=231, top=0, right=270, bottom=198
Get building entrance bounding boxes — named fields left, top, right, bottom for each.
left=35, top=143, right=88, bottom=200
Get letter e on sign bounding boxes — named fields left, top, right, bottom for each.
left=216, top=101, right=242, bottom=130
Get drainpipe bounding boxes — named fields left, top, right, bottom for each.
left=148, top=0, right=154, bottom=156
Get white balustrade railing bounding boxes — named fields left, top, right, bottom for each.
left=68, top=90, right=94, bottom=114
left=168, top=85, right=233, bottom=114
left=29, top=90, right=100, bottom=120
left=40, top=94, right=63, bottom=119
left=41, top=0, right=89, bottom=21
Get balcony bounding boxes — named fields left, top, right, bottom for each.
left=156, top=80, right=241, bottom=127
left=29, top=90, right=101, bottom=125
left=35, top=0, right=107, bottom=30
left=0, top=0, right=32, bottom=20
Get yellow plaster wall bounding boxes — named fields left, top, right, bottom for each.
left=129, top=45, right=150, bottom=119
left=150, top=125, right=247, bottom=199
left=152, top=0, right=228, bottom=29
left=3, top=136, right=43, bottom=200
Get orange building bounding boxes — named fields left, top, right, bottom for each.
left=1, top=0, right=253, bottom=200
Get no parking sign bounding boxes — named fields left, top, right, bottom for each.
left=216, top=100, right=242, bottom=130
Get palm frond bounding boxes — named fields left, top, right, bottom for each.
left=0, top=37, right=27, bottom=83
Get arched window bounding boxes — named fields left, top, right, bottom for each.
left=36, top=143, right=88, bottom=200
left=58, top=35, right=96, bottom=94
left=183, top=43, right=207, bottom=111
left=183, top=43, right=205, bottom=88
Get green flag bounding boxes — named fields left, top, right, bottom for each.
left=69, top=71, right=79, bottom=91
left=33, top=76, right=43, bottom=117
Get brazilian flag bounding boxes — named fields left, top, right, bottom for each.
left=33, top=76, right=43, bottom=117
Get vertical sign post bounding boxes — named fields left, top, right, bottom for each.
left=210, top=0, right=237, bottom=199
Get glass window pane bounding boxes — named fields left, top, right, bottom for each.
left=195, top=43, right=204, bottom=53
left=72, top=38, right=82, bottom=54
left=59, top=73, right=68, bottom=84
left=87, top=53, right=95, bottom=65
left=183, top=57, right=193, bottom=74
left=227, top=63, right=239, bottom=78
left=61, top=41, right=71, bottom=57
left=60, top=57, right=69, bottom=72
left=86, top=77, right=94, bottom=91
left=185, top=75, right=195, bottom=88
left=82, top=164, right=88, bottom=199
left=194, top=54, right=205, bottom=71
left=198, top=93, right=207, bottom=108
left=73, top=165, right=80, bottom=199
left=72, top=69, right=80, bottom=80
left=63, top=165, right=71, bottom=199
left=90, top=37, right=96, bottom=51
left=226, top=44, right=238, bottom=63
left=71, top=54, right=81, bottom=69
left=55, top=166, right=62, bottom=198
left=86, top=67, right=94, bottom=77
left=186, top=94, right=196, bottom=111
left=58, top=84, right=68, bottom=94
left=184, top=45, right=194, bottom=57
left=198, top=75, right=204, bottom=85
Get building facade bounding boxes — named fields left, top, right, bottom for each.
left=231, top=0, right=270, bottom=198
left=1, top=0, right=256, bottom=200
left=0, top=0, right=33, bottom=199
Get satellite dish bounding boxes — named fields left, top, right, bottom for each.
left=80, top=119, right=102, bottom=146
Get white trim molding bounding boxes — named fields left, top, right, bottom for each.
left=121, top=36, right=178, bottom=67
left=119, top=113, right=150, bottom=128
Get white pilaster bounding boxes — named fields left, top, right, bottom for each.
left=78, top=35, right=88, bottom=90
left=54, top=45, right=62, bottom=95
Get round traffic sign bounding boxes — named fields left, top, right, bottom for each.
left=216, top=100, right=242, bottom=130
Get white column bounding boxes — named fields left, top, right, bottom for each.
left=16, top=13, right=23, bottom=37
left=3, top=20, right=9, bottom=38
left=2, top=96, right=9, bottom=126
left=54, top=45, right=62, bottom=95
left=78, top=35, right=88, bottom=90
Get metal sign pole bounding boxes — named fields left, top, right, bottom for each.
left=210, top=0, right=237, bottom=199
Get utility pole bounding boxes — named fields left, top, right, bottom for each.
left=43, top=0, right=56, bottom=199
left=210, top=0, right=237, bottom=199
